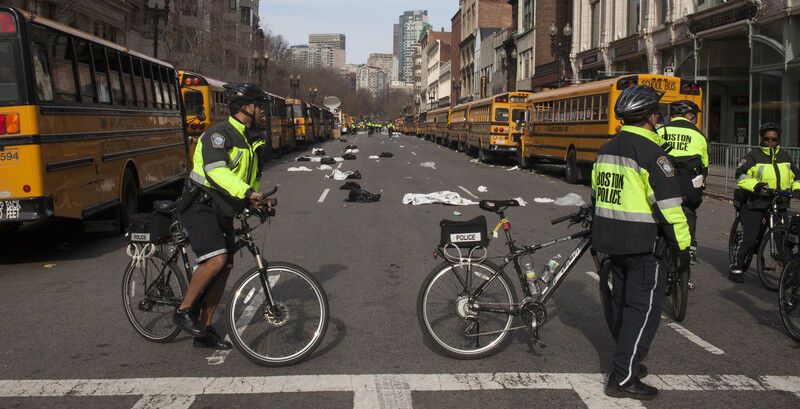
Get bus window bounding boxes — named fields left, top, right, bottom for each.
left=132, top=58, right=146, bottom=107
left=106, top=50, right=124, bottom=105
left=495, top=107, right=509, bottom=122
left=141, top=61, right=155, bottom=108
left=512, top=109, right=525, bottom=123
left=0, top=40, right=19, bottom=104
left=572, top=98, right=579, bottom=121
left=577, top=98, right=585, bottom=121
left=591, top=95, right=599, bottom=120
left=120, top=54, right=135, bottom=106
left=160, top=67, right=171, bottom=109
left=599, top=94, right=608, bottom=120
left=150, top=64, right=163, bottom=109
left=584, top=97, right=591, bottom=121
left=48, top=32, right=77, bottom=102
left=28, top=26, right=54, bottom=103
left=184, top=89, right=203, bottom=116
left=73, top=38, right=96, bottom=103
left=166, top=68, right=177, bottom=110
left=91, top=43, right=111, bottom=104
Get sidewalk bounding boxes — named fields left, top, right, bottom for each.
left=703, top=173, right=734, bottom=202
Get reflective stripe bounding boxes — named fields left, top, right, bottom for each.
left=204, top=161, right=227, bottom=173
left=196, top=248, right=228, bottom=263
left=648, top=194, right=656, bottom=205
left=596, top=154, right=640, bottom=172
left=621, top=262, right=659, bottom=385
left=656, top=197, right=683, bottom=209
left=190, top=171, right=206, bottom=184
left=230, top=151, right=243, bottom=168
left=757, top=166, right=765, bottom=181
left=737, top=174, right=750, bottom=182
left=595, top=207, right=656, bottom=223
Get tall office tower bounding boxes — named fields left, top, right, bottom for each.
left=398, top=10, right=429, bottom=82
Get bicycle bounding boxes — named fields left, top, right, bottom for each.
left=779, top=250, right=800, bottom=342
left=417, top=200, right=600, bottom=359
left=729, top=189, right=795, bottom=291
left=122, top=187, right=330, bottom=366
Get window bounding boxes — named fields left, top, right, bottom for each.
left=591, top=0, right=601, bottom=48
left=28, top=25, right=54, bottom=103
left=599, top=94, right=608, bottom=120
left=658, top=0, right=668, bottom=24
left=227, top=0, right=237, bottom=11
left=578, top=98, right=585, bottom=121
left=522, top=0, right=534, bottom=32
left=591, top=95, right=600, bottom=120
left=132, top=58, right=146, bottom=107
left=584, top=97, right=592, bottom=120
left=91, top=43, right=111, bottom=104
left=120, top=54, right=136, bottom=106
left=73, top=38, right=96, bottom=103
left=162, top=67, right=174, bottom=109
left=495, top=108, right=509, bottom=122
left=142, top=61, right=156, bottom=108
left=627, top=0, right=640, bottom=36
left=107, top=50, right=124, bottom=105
left=48, top=32, right=77, bottom=102
left=512, top=109, right=526, bottom=123
left=0, top=40, right=21, bottom=104
left=150, top=65, right=163, bottom=108
left=240, top=6, right=251, bottom=25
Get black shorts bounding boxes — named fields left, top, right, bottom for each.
left=181, top=201, right=235, bottom=266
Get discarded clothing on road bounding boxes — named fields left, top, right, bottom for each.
left=347, top=170, right=362, bottom=179
left=554, top=193, right=586, bottom=207
left=347, top=189, right=381, bottom=203
left=369, top=155, right=380, bottom=159
left=339, top=181, right=361, bottom=190
left=339, top=138, right=348, bottom=143
left=379, top=152, right=394, bottom=158
left=287, top=166, right=312, bottom=172
left=296, top=156, right=311, bottom=162
left=326, top=169, right=362, bottom=180
left=342, top=153, right=357, bottom=160
left=345, top=145, right=358, bottom=150
left=419, top=161, right=437, bottom=169
left=313, top=148, right=326, bottom=156
left=513, top=197, right=528, bottom=206
left=318, top=164, right=333, bottom=171
left=320, top=156, right=336, bottom=165
left=402, top=191, right=478, bottom=206
left=345, top=149, right=359, bottom=154
left=477, top=186, right=487, bottom=192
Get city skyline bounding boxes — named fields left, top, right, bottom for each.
left=259, top=0, right=454, bottom=64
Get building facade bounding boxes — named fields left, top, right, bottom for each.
left=451, top=9, right=463, bottom=103
left=457, top=0, right=513, bottom=101
left=393, top=23, right=401, bottom=62
left=309, top=33, right=346, bottom=68
left=398, top=10, right=430, bottom=82
left=367, top=53, right=399, bottom=84
left=419, top=29, right=452, bottom=111
left=356, top=65, right=389, bottom=96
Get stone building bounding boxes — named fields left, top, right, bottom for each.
left=418, top=29, right=452, bottom=111
left=356, top=65, right=388, bottom=96
left=367, top=53, right=399, bottom=84
left=456, top=0, right=513, bottom=101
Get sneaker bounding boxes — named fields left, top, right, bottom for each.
left=192, top=326, right=232, bottom=350
left=604, top=374, right=658, bottom=400
left=690, top=250, right=698, bottom=265
left=173, top=308, right=206, bottom=337
left=729, top=269, right=744, bottom=283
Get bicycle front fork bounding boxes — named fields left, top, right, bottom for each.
left=248, top=242, right=277, bottom=312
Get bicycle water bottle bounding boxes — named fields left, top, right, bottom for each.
left=540, top=258, right=561, bottom=285
left=523, top=262, right=540, bottom=296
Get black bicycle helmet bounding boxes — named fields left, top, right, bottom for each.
left=224, top=82, right=269, bottom=107
left=759, top=122, right=782, bottom=137
left=614, top=85, right=662, bottom=123
left=670, top=100, right=701, bottom=115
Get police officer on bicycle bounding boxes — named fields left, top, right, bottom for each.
left=657, top=100, right=707, bottom=268
left=730, top=122, right=800, bottom=283
left=592, top=85, right=691, bottom=400
left=173, top=82, right=272, bottom=350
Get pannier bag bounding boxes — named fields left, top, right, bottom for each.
left=127, top=212, right=172, bottom=244
left=439, top=216, right=489, bottom=249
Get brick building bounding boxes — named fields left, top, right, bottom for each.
left=450, top=9, right=462, bottom=104
left=456, top=0, right=513, bottom=101
left=419, top=29, right=452, bottom=111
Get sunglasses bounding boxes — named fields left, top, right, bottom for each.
left=762, top=137, right=779, bottom=142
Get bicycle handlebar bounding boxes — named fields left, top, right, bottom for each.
left=551, top=214, right=572, bottom=225
left=551, top=205, right=594, bottom=226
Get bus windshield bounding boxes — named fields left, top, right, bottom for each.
left=494, top=108, right=509, bottom=122
left=512, top=109, right=526, bottom=123
left=0, top=40, right=21, bottom=104
left=183, top=89, right=204, bottom=116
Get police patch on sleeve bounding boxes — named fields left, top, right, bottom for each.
left=657, top=156, right=675, bottom=177
left=211, top=133, right=226, bottom=149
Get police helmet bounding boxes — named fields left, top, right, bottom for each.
left=614, top=85, right=663, bottom=123
left=670, top=100, right=701, bottom=116
left=759, top=122, right=782, bottom=137
left=224, top=82, right=269, bottom=107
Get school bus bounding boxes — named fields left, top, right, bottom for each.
left=423, top=110, right=436, bottom=140
left=520, top=74, right=703, bottom=183
left=466, top=92, right=531, bottom=162
left=0, top=7, right=186, bottom=229
left=428, top=107, right=450, bottom=145
left=266, top=92, right=292, bottom=157
left=178, top=70, right=227, bottom=157
left=414, top=112, right=426, bottom=137
left=449, top=103, right=469, bottom=151
left=285, top=98, right=309, bottom=146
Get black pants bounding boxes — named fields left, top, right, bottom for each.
left=609, top=253, right=666, bottom=384
left=733, top=207, right=776, bottom=269
left=677, top=172, right=703, bottom=249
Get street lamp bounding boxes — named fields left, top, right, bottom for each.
left=289, top=74, right=301, bottom=99
left=308, top=88, right=318, bottom=104
left=550, top=22, right=573, bottom=87
left=253, top=50, right=269, bottom=88
left=146, top=0, right=168, bottom=58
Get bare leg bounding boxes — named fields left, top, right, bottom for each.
left=179, top=254, right=227, bottom=310
left=201, top=264, right=233, bottom=327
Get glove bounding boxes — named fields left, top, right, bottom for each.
left=753, top=182, right=768, bottom=193
left=676, top=249, right=691, bottom=274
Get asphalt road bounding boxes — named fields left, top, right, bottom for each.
left=1, top=131, right=799, bottom=408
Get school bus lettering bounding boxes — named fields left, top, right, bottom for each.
left=640, top=77, right=677, bottom=92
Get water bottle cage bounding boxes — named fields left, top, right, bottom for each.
left=127, top=243, right=156, bottom=269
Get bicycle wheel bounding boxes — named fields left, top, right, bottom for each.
left=227, top=262, right=329, bottom=367
left=757, top=227, right=783, bottom=291
left=729, top=216, right=753, bottom=271
left=669, top=268, right=689, bottom=322
left=417, top=260, right=517, bottom=359
left=122, top=251, right=187, bottom=343
left=779, top=256, right=800, bottom=342
left=597, top=259, right=615, bottom=335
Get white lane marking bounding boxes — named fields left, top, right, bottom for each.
left=318, top=188, right=330, bottom=203
left=2, top=373, right=798, bottom=409
left=205, top=292, right=265, bottom=366
left=458, top=186, right=479, bottom=199
left=131, top=395, right=195, bottom=409
left=411, top=152, right=417, bottom=156
left=584, top=270, right=725, bottom=355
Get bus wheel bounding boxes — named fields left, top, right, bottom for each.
left=565, top=148, right=579, bottom=184
left=120, top=169, right=140, bottom=231
left=479, top=146, right=492, bottom=163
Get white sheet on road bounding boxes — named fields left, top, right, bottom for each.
left=326, top=169, right=354, bottom=180
left=369, top=155, right=380, bottom=159
left=477, top=186, right=488, bottom=192
left=402, top=191, right=478, bottom=206
left=287, top=166, right=312, bottom=172
left=318, top=165, right=333, bottom=170
left=554, top=193, right=586, bottom=206
left=420, top=161, right=437, bottom=169
left=534, top=197, right=555, bottom=204
left=345, top=149, right=359, bottom=154
left=513, top=197, right=528, bottom=207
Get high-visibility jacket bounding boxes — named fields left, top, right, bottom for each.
left=735, top=146, right=800, bottom=209
left=592, top=125, right=691, bottom=254
left=656, top=117, right=708, bottom=175
left=189, top=116, right=264, bottom=217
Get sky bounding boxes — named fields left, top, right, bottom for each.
left=259, top=0, right=457, bottom=65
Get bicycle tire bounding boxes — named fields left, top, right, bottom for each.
left=757, top=228, right=782, bottom=291
left=417, top=260, right=517, bottom=360
left=670, top=268, right=689, bottom=322
left=729, top=216, right=753, bottom=271
left=226, top=262, right=329, bottom=367
left=597, top=260, right=615, bottom=336
left=779, top=256, right=800, bottom=342
left=122, top=251, right=187, bottom=343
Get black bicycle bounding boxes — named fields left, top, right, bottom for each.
left=122, top=187, right=329, bottom=366
left=417, top=201, right=600, bottom=359
left=779, top=251, right=800, bottom=342
left=729, top=190, right=796, bottom=291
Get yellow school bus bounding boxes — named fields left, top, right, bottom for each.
left=467, top=92, right=531, bottom=162
left=448, top=103, right=469, bottom=151
left=178, top=70, right=227, bottom=157
left=423, top=110, right=436, bottom=140
left=266, top=92, right=292, bottom=156
left=520, top=74, right=703, bottom=183
left=0, top=7, right=186, bottom=229
left=428, top=107, right=450, bottom=146
left=286, top=98, right=310, bottom=146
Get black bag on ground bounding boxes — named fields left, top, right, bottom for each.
left=379, top=152, right=394, bottom=158
left=347, top=189, right=381, bottom=203
left=340, top=181, right=361, bottom=190
left=339, top=138, right=348, bottom=143
left=346, top=171, right=362, bottom=179
left=296, top=156, right=311, bottom=162
left=127, top=212, right=172, bottom=244
left=343, top=153, right=357, bottom=160
left=345, top=145, right=358, bottom=150
left=439, top=216, right=489, bottom=249
left=314, top=149, right=326, bottom=156
left=321, top=157, right=336, bottom=165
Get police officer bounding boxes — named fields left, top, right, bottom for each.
left=657, top=100, right=707, bottom=268
left=173, top=82, right=271, bottom=349
left=592, top=86, right=691, bottom=400
left=730, top=122, right=800, bottom=283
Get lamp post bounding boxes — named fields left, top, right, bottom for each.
left=253, top=50, right=269, bottom=88
left=289, top=74, right=301, bottom=99
left=549, top=22, right=573, bottom=88
left=308, top=88, right=318, bottom=104
left=428, top=93, right=436, bottom=110
left=146, top=0, right=168, bottom=59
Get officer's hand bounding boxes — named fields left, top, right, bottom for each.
left=754, top=182, right=768, bottom=193
left=676, top=249, right=691, bottom=274
left=248, top=191, right=264, bottom=208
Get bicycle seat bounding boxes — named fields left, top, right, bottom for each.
left=153, top=200, right=176, bottom=214
left=479, top=199, right=520, bottom=213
